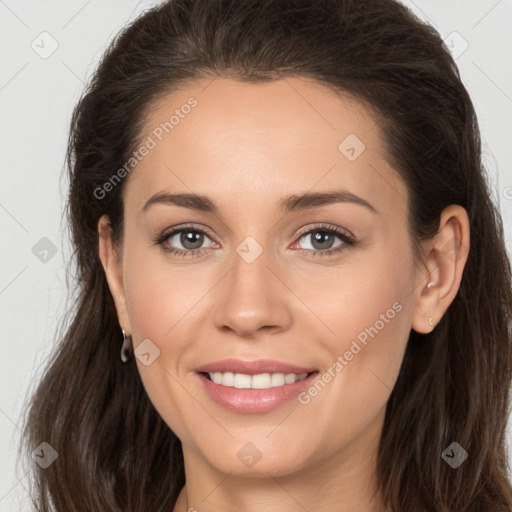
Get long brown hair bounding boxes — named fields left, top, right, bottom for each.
left=20, top=0, right=512, bottom=510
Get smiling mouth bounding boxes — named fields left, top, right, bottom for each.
left=200, top=370, right=318, bottom=389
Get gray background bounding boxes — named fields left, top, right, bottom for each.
left=1, top=0, right=511, bottom=509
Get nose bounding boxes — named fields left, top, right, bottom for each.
left=213, top=245, right=292, bottom=338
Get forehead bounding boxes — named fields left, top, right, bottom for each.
left=125, top=76, right=407, bottom=217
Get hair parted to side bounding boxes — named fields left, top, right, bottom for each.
left=20, top=0, right=512, bottom=510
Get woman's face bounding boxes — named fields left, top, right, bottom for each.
left=100, top=77, right=427, bottom=478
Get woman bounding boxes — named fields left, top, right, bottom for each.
left=21, top=0, right=512, bottom=510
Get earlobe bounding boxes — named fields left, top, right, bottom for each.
left=411, top=204, right=470, bottom=334
left=97, top=214, right=132, bottom=334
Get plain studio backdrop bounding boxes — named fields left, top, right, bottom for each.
left=1, top=0, right=511, bottom=509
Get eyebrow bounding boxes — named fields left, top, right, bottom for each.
left=141, top=189, right=377, bottom=215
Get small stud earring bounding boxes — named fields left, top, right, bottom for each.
left=427, top=282, right=434, bottom=290
left=429, top=317, right=434, bottom=327
left=121, top=329, right=133, bottom=363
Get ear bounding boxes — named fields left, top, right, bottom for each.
left=97, top=214, right=132, bottom=334
left=411, top=204, right=470, bottom=334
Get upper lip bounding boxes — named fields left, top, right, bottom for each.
left=195, top=358, right=317, bottom=376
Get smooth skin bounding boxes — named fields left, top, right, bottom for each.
left=98, top=77, right=470, bottom=512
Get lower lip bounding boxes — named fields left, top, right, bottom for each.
left=196, top=372, right=319, bottom=413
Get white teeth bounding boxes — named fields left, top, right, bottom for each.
left=233, top=373, right=251, bottom=389
left=207, top=372, right=308, bottom=389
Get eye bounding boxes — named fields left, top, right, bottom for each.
left=154, top=224, right=218, bottom=257
left=291, top=224, right=356, bottom=257
left=154, top=222, right=357, bottom=258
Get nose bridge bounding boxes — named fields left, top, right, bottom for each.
left=213, top=234, right=291, bottom=336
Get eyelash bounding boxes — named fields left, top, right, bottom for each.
left=153, top=223, right=357, bottom=258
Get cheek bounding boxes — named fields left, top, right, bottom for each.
left=316, top=240, right=411, bottom=353
left=300, top=293, right=409, bottom=454
left=122, top=256, right=200, bottom=442
left=124, top=272, right=172, bottom=344
left=122, top=241, right=204, bottom=343
left=321, top=279, right=407, bottom=396
left=310, top=243, right=413, bottom=425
